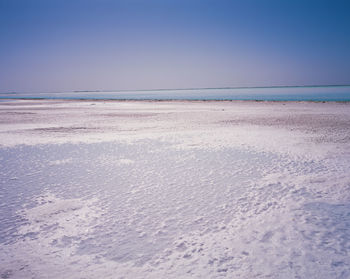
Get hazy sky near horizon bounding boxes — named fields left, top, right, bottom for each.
left=1, top=0, right=350, bottom=92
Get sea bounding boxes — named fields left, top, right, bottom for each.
left=0, top=85, right=349, bottom=101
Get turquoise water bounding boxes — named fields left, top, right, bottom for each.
left=1, top=86, right=349, bottom=101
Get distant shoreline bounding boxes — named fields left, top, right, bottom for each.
left=72, top=84, right=350, bottom=93
left=1, top=98, right=349, bottom=103
left=1, top=84, right=350, bottom=95
left=1, top=84, right=349, bottom=102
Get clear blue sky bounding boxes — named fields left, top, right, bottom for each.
left=1, top=0, right=350, bottom=92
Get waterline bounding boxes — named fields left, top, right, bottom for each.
left=1, top=85, right=349, bottom=101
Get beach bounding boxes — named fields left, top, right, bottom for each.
left=1, top=100, right=350, bottom=278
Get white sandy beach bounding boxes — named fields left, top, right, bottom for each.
left=0, top=100, right=350, bottom=278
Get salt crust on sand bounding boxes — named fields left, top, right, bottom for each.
left=0, top=100, right=349, bottom=278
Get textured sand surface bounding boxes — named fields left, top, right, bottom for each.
left=0, top=100, right=349, bottom=278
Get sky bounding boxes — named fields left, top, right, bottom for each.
left=0, top=0, right=350, bottom=92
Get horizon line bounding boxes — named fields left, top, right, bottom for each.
left=1, top=84, right=350, bottom=94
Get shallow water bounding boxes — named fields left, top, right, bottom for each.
left=1, top=85, right=349, bottom=101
